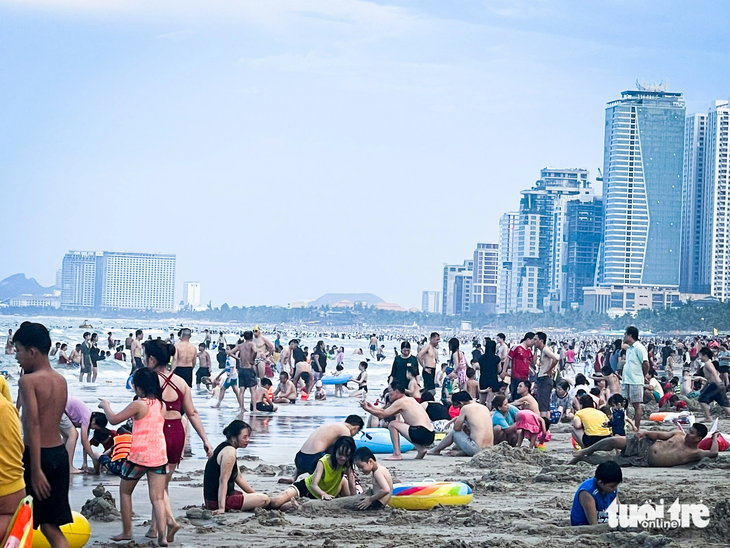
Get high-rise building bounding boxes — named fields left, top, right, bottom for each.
left=514, top=168, right=593, bottom=313
left=471, top=243, right=499, bottom=315
left=183, top=282, right=201, bottom=309
left=442, top=260, right=473, bottom=315
left=682, top=101, right=730, bottom=301
left=680, top=113, right=708, bottom=294
left=599, top=86, right=685, bottom=287
left=61, top=251, right=176, bottom=311
left=421, top=291, right=442, bottom=314
left=497, top=212, right=518, bottom=314
left=561, top=196, right=604, bottom=309
left=55, top=269, right=62, bottom=289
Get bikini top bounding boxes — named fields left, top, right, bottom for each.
left=158, top=372, right=184, bottom=414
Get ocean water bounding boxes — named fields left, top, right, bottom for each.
left=0, top=315, right=431, bottom=466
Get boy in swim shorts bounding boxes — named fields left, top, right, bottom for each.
left=15, top=322, right=73, bottom=547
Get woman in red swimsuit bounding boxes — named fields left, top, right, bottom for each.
left=143, top=340, right=213, bottom=543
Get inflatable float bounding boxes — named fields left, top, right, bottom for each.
left=698, top=432, right=730, bottom=451
left=125, top=375, right=134, bottom=391
left=320, top=374, right=353, bottom=385
left=389, top=481, right=473, bottom=510
left=649, top=411, right=695, bottom=425
left=32, top=512, right=90, bottom=548
left=2, top=495, right=33, bottom=548
left=354, top=428, right=415, bottom=453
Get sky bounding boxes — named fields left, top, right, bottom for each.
left=1, top=0, right=729, bottom=309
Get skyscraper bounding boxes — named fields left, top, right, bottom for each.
left=680, top=113, right=708, bottom=294
left=61, top=251, right=176, bottom=311
left=471, top=243, right=499, bottom=315
left=421, top=291, right=442, bottom=314
left=561, top=196, right=604, bottom=309
left=497, top=212, right=518, bottom=314
left=183, top=281, right=201, bottom=309
left=514, top=168, right=593, bottom=312
left=442, top=260, right=473, bottom=315
left=599, top=86, right=686, bottom=287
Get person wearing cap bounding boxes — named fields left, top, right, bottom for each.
left=314, top=380, right=326, bottom=400
left=252, top=327, right=275, bottom=379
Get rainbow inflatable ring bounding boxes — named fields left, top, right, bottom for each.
left=388, top=481, right=473, bottom=510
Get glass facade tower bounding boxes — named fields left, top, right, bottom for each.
left=600, top=89, right=685, bottom=287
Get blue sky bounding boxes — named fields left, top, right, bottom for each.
left=1, top=0, right=728, bottom=308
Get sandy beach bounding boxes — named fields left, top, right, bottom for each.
left=70, top=415, right=730, bottom=548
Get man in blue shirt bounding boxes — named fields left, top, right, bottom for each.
left=491, top=394, right=518, bottom=446
left=570, top=462, right=622, bottom=526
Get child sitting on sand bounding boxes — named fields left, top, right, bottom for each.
left=98, top=423, right=132, bottom=476
left=268, top=436, right=356, bottom=510
left=353, top=447, right=393, bottom=510
left=570, top=461, right=622, bottom=526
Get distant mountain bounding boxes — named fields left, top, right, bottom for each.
left=309, top=293, right=384, bottom=308
left=0, top=274, right=54, bottom=301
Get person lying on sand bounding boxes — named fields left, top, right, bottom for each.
left=429, top=392, right=493, bottom=456
left=278, top=415, right=364, bottom=484
left=361, top=381, right=435, bottom=460
left=568, top=422, right=719, bottom=467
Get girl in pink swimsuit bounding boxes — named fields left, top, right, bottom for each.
left=99, top=368, right=170, bottom=546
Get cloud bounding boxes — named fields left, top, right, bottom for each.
left=155, top=29, right=196, bottom=40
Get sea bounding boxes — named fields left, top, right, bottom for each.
left=0, top=314, right=425, bottom=466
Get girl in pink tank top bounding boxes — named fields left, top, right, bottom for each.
left=99, top=368, right=171, bottom=546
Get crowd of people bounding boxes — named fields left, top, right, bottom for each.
left=3, top=320, right=730, bottom=547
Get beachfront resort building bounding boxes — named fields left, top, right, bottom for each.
left=470, top=243, right=499, bottom=315
left=183, top=281, right=201, bottom=309
left=61, top=251, right=176, bottom=312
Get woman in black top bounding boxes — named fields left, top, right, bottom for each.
left=477, top=339, right=501, bottom=406
left=203, top=421, right=270, bottom=513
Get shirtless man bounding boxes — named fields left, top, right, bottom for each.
left=534, top=332, right=559, bottom=421
left=228, top=331, right=257, bottom=411
left=252, top=379, right=277, bottom=413
left=278, top=340, right=296, bottom=376
left=697, top=347, right=730, bottom=420
left=429, top=392, right=493, bottom=457
left=69, top=344, right=82, bottom=369
left=196, top=343, right=211, bottom=390
left=130, top=330, right=144, bottom=373
left=512, top=380, right=539, bottom=414
left=417, top=332, right=440, bottom=394
left=568, top=423, right=718, bottom=467
left=15, top=322, right=73, bottom=548
left=278, top=415, right=365, bottom=484
left=369, top=334, right=378, bottom=359
left=273, top=372, right=297, bottom=404
left=361, top=381, right=435, bottom=460
left=172, top=328, right=197, bottom=388
left=495, top=333, right=509, bottom=378
left=252, top=326, right=275, bottom=379
left=290, top=341, right=313, bottom=394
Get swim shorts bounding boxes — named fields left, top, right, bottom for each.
left=205, top=492, right=244, bottom=511
left=255, top=402, right=275, bottom=413
left=239, top=368, right=258, bottom=388
left=196, top=367, right=210, bottom=385
left=620, top=383, right=644, bottom=404
left=120, top=460, right=169, bottom=481
left=294, top=451, right=325, bottom=475
left=23, top=445, right=73, bottom=526
left=99, top=455, right=124, bottom=476
left=536, top=376, right=553, bottom=413
left=293, top=479, right=317, bottom=499
left=614, top=433, right=655, bottom=467
left=164, top=419, right=185, bottom=465
left=408, top=425, right=435, bottom=446
left=370, top=345, right=377, bottom=352
left=175, top=366, right=193, bottom=388
left=224, top=377, right=238, bottom=389
left=133, top=357, right=144, bottom=372
left=581, top=433, right=612, bottom=448
left=698, top=382, right=730, bottom=407
left=422, top=368, right=435, bottom=392
left=453, top=430, right=482, bottom=457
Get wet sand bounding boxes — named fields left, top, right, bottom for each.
left=70, top=418, right=730, bottom=548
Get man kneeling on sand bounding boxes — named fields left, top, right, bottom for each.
left=428, top=392, right=493, bottom=456
left=568, top=422, right=719, bottom=467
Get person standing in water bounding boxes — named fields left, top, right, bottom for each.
left=131, top=330, right=144, bottom=373
left=417, top=332, right=440, bottom=394
left=172, top=328, right=197, bottom=389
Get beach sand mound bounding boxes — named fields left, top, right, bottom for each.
left=81, top=484, right=121, bottom=522
left=469, top=443, right=562, bottom=469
